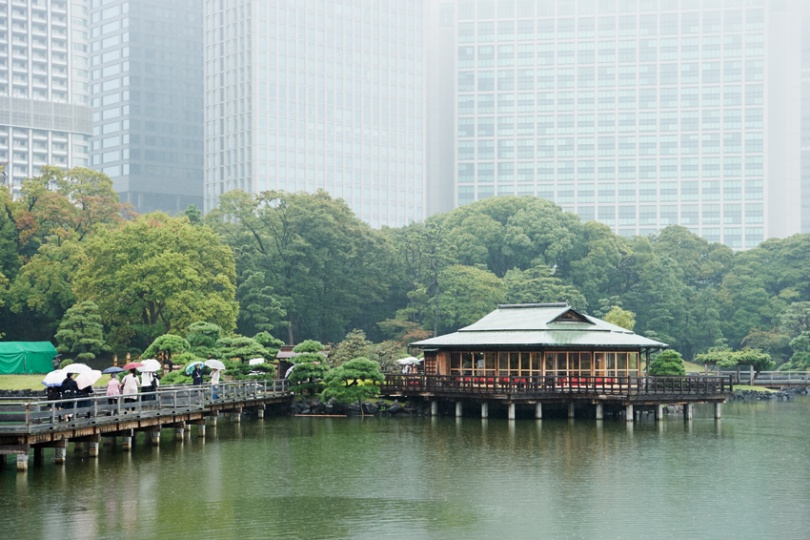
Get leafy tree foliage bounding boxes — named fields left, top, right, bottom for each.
left=329, top=329, right=373, bottom=367
left=603, top=306, right=637, bottom=331
left=186, top=322, right=223, bottom=357
left=142, top=334, right=191, bottom=362
left=208, top=190, right=396, bottom=344
left=288, top=340, right=328, bottom=395
left=253, top=331, right=284, bottom=357
left=321, top=357, right=384, bottom=412
left=73, top=213, right=238, bottom=350
left=216, top=336, right=269, bottom=362
left=784, top=332, right=810, bottom=370
left=55, top=301, right=107, bottom=361
left=648, top=350, right=686, bottom=376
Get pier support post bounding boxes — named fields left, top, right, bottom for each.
left=714, top=403, right=722, bottom=419
left=568, top=403, right=575, bottom=419
left=88, top=435, right=100, bottom=458
left=625, top=404, right=634, bottom=422
left=257, top=407, right=265, bottom=419
left=174, top=423, right=185, bottom=441
left=16, top=453, right=29, bottom=472
left=54, top=441, right=67, bottom=464
left=455, top=402, right=462, bottom=418
left=122, top=429, right=134, bottom=451
left=535, top=402, right=543, bottom=419
left=481, top=402, right=489, bottom=419
left=595, top=403, right=603, bottom=420
left=209, top=415, right=218, bottom=426
left=430, top=401, right=438, bottom=417
left=655, top=404, right=665, bottom=421
left=149, top=428, right=161, bottom=446
left=508, top=402, right=516, bottom=420
left=198, top=424, right=206, bottom=438
left=683, top=404, right=693, bottom=421
left=34, top=446, right=44, bottom=465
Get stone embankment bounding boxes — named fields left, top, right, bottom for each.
left=729, top=387, right=808, bottom=401
left=290, top=397, right=427, bottom=417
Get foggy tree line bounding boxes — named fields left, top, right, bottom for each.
left=1, top=167, right=810, bottom=369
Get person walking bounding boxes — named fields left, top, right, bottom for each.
left=121, top=369, right=139, bottom=408
left=60, top=373, right=79, bottom=420
left=106, top=374, right=121, bottom=410
left=140, top=369, right=156, bottom=401
left=192, top=364, right=204, bottom=385
left=210, top=368, right=221, bottom=400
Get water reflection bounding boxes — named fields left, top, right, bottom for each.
left=1, top=398, right=809, bottom=539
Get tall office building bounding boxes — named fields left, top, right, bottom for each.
left=89, top=0, right=204, bottom=214
left=0, top=0, right=92, bottom=197
left=203, top=1, right=425, bottom=228
left=428, top=0, right=804, bottom=249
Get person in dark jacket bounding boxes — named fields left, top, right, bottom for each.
left=60, top=374, right=79, bottom=419
left=192, top=364, right=204, bottom=386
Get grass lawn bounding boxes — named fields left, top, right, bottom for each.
left=0, top=374, right=111, bottom=391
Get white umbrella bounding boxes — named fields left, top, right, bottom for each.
left=205, top=359, right=226, bottom=371
left=63, top=363, right=92, bottom=374
left=396, top=356, right=422, bottom=366
left=137, top=359, right=162, bottom=372
left=75, top=369, right=102, bottom=390
left=42, top=369, right=67, bottom=387
left=248, top=358, right=265, bottom=366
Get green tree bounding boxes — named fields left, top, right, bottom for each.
left=186, top=322, right=223, bottom=357
left=648, top=350, right=686, bottom=376
left=216, top=336, right=269, bottom=362
left=54, top=300, right=107, bottom=361
left=329, top=329, right=373, bottom=367
left=785, top=332, right=810, bottom=370
left=208, top=190, right=396, bottom=344
left=235, top=270, right=287, bottom=336
left=288, top=340, right=329, bottom=395
left=253, top=331, right=284, bottom=358
left=142, top=334, right=191, bottom=364
left=73, top=213, right=238, bottom=350
left=321, top=357, right=384, bottom=414
left=603, top=305, right=636, bottom=331
left=502, top=264, right=587, bottom=310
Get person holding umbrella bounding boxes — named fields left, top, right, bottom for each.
left=192, top=364, right=204, bottom=385
left=106, top=373, right=121, bottom=407
left=121, top=368, right=139, bottom=408
left=60, top=373, right=79, bottom=420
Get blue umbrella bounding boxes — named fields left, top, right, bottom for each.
left=102, top=366, right=124, bottom=375
left=184, top=361, right=206, bottom=375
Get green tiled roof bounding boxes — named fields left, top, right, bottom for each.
left=411, top=303, right=667, bottom=350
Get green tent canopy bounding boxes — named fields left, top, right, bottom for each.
left=0, top=342, right=59, bottom=374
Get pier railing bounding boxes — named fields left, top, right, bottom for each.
left=0, top=379, right=291, bottom=435
left=380, top=374, right=732, bottom=399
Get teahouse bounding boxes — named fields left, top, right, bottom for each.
left=378, top=303, right=730, bottom=421
left=411, top=302, right=667, bottom=381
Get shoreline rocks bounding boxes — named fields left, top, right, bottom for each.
left=730, top=387, right=808, bottom=401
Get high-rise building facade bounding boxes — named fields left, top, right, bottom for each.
left=88, top=0, right=204, bottom=214
left=429, top=0, right=804, bottom=249
left=0, top=0, right=92, bottom=196
left=203, top=0, right=425, bottom=228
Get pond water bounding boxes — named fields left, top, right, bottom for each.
left=1, top=398, right=809, bottom=540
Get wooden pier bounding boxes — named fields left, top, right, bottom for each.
left=380, top=374, right=732, bottom=421
left=0, top=380, right=293, bottom=471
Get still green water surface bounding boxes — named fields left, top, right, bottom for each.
left=2, top=398, right=809, bottom=540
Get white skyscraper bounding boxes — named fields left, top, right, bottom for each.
left=428, top=0, right=804, bottom=249
left=0, top=0, right=92, bottom=195
left=203, top=0, right=426, bottom=228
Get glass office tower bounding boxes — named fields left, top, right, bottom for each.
left=203, top=0, right=425, bottom=228
left=89, top=0, right=204, bottom=214
left=430, top=0, right=803, bottom=249
left=0, top=0, right=92, bottom=196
